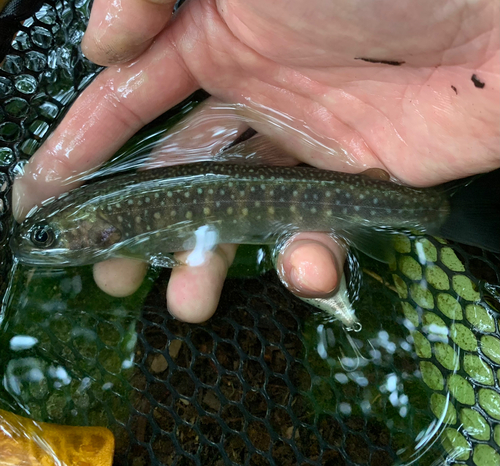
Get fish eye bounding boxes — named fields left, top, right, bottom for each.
left=30, top=223, right=56, bottom=248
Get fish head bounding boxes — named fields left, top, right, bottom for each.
left=11, top=200, right=123, bottom=267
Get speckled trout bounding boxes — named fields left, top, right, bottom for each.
left=11, top=163, right=500, bottom=268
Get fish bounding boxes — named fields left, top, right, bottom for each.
left=10, top=163, right=500, bottom=270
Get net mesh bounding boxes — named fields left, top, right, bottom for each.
left=0, top=1, right=499, bottom=465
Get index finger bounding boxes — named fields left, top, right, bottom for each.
left=13, top=22, right=197, bottom=222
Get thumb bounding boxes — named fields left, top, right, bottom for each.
left=82, top=0, right=178, bottom=65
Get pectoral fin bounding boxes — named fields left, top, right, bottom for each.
left=114, top=243, right=181, bottom=268
left=344, top=227, right=398, bottom=265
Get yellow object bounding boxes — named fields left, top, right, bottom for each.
left=0, top=408, right=114, bottom=466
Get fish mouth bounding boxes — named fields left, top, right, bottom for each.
left=10, top=243, right=81, bottom=267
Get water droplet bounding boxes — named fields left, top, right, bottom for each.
left=28, top=120, right=49, bottom=138
left=0, top=173, right=10, bottom=193
left=11, top=30, right=31, bottom=51
left=31, top=26, right=53, bottom=49
left=20, top=139, right=40, bottom=156
left=14, top=74, right=38, bottom=95
left=0, top=147, right=16, bottom=166
left=1, top=55, right=24, bottom=75
left=0, top=122, right=22, bottom=143
left=25, top=51, right=47, bottom=72
left=36, top=101, right=59, bottom=120
left=0, top=77, right=14, bottom=98
left=9, top=160, right=28, bottom=179
left=4, top=97, right=30, bottom=118
left=35, top=4, right=57, bottom=25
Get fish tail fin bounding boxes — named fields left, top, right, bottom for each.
left=439, top=169, right=500, bottom=253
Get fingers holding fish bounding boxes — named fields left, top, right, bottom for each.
left=276, top=233, right=346, bottom=298
left=81, top=0, right=178, bottom=66
left=166, top=244, right=238, bottom=323
left=12, top=26, right=198, bottom=222
left=93, top=258, right=149, bottom=297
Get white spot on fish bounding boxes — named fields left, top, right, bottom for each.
left=186, top=225, right=219, bottom=267
left=184, top=192, right=190, bottom=198
left=255, top=201, right=261, bottom=208
left=268, top=207, right=275, bottom=215
left=290, top=206, right=296, bottom=213
left=203, top=207, right=210, bottom=215
left=227, top=207, right=234, bottom=215
left=154, top=193, right=160, bottom=199
left=197, top=188, right=203, bottom=194
left=135, top=216, right=141, bottom=224
left=261, top=184, right=266, bottom=191
left=326, top=210, right=332, bottom=216
left=354, top=206, right=360, bottom=211
left=373, top=198, right=378, bottom=204
left=167, top=191, right=173, bottom=198
left=208, top=188, right=214, bottom=195
left=118, top=215, right=123, bottom=222
left=359, top=194, right=365, bottom=200
left=186, top=211, right=193, bottom=220
left=311, top=207, right=317, bottom=214
left=145, top=197, right=151, bottom=203
left=128, top=200, right=134, bottom=206
left=220, top=189, right=225, bottom=195
left=154, top=212, right=161, bottom=220
left=116, top=203, right=121, bottom=209
left=171, top=210, right=176, bottom=217
left=293, top=191, right=298, bottom=197
left=216, top=201, right=221, bottom=208
left=239, top=190, right=245, bottom=197
left=242, top=208, right=248, bottom=216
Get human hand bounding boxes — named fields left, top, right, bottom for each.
left=13, top=0, right=499, bottom=322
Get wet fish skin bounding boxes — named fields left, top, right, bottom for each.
left=11, top=163, right=450, bottom=267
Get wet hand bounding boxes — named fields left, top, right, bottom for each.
left=12, top=0, right=499, bottom=322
